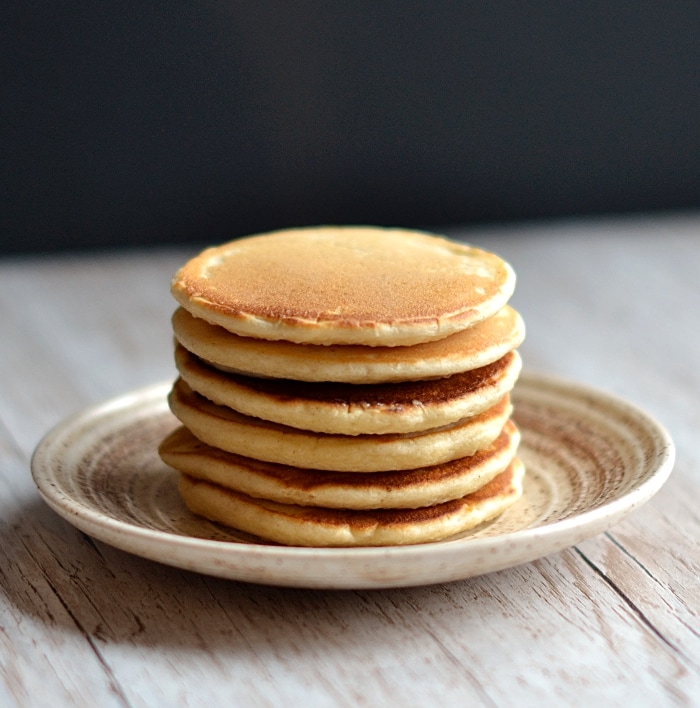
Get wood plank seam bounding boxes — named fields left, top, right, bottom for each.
left=573, top=546, right=694, bottom=666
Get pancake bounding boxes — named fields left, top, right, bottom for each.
left=172, top=304, right=525, bottom=383
left=167, top=378, right=513, bottom=472
left=159, top=420, right=520, bottom=509
left=175, top=344, right=522, bottom=435
left=177, top=458, right=525, bottom=546
left=170, top=226, right=516, bottom=346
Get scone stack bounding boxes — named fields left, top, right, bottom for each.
left=159, top=226, right=526, bottom=546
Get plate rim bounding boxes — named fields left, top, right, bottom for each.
left=30, top=372, right=676, bottom=585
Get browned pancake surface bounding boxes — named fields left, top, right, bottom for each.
left=171, top=226, right=515, bottom=345
left=167, top=377, right=512, bottom=471
left=171, top=304, right=525, bottom=382
left=177, top=459, right=524, bottom=546
left=177, top=344, right=517, bottom=410
left=159, top=420, right=520, bottom=508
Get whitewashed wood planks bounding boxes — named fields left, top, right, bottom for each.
left=1, top=216, right=698, bottom=706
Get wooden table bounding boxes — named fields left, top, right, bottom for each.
left=2, top=213, right=698, bottom=706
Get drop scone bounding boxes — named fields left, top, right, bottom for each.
left=159, top=225, right=526, bottom=546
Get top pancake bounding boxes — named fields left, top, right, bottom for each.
left=171, top=226, right=516, bottom=346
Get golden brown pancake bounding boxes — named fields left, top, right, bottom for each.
left=171, top=304, right=525, bottom=383
left=159, top=420, right=520, bottom=509
left=170, top=226, right=516, bottom=346
left=177, top=458, right=525, bottom=546
left=167, top=378, right=513, bottom=472
left=175, top=344, right=522, bottom=435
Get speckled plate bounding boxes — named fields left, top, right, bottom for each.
left=31, top=372, right=674, bottom=589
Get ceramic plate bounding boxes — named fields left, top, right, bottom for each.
left=31, top=372, right=674, bottom=589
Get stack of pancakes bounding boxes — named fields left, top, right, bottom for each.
left=159, top=226, right=526, bottom=546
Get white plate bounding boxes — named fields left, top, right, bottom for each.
left=31, top=372, right=674, bottom=589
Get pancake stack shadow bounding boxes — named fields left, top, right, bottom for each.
left=159, top=226, right=526, bottom=546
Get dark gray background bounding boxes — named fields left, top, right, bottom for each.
left=3, top=2, right=699, bottom=254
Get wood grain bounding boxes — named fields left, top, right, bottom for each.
left=1, top=216, right=698, bottom=706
